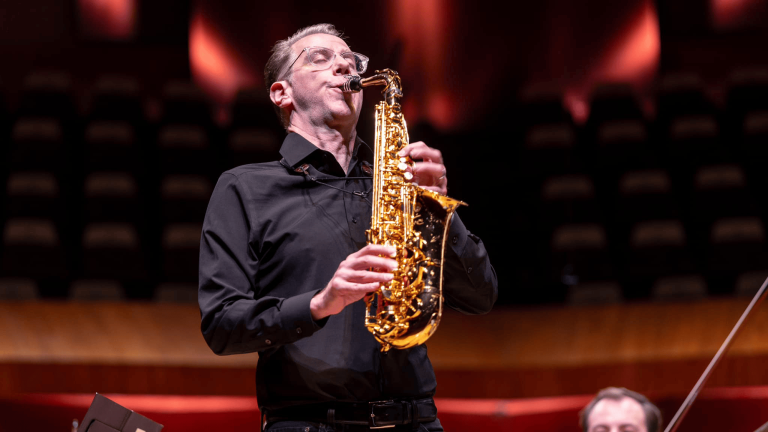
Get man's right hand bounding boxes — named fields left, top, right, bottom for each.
left=310, top=244, right=397, bottom=320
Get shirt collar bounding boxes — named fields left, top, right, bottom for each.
left=279, top=132, right=372, bottom=174
left=279, top=132, right=321, bottom=168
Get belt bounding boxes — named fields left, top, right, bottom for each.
left=264, top=398, right=437, bottom=430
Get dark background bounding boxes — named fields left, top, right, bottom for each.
left=2, top=0, right=768, bottom=306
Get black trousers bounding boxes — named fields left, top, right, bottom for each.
left=265, top=419, right=444, bottom=432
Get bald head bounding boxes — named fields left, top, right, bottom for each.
left=580, top=387, right=661, bottom=432
left=587, top=396, right=647, bottom=432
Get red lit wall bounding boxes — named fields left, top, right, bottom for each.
left=79, top=0, right=138, bottom=40
left=188, top=5, right=257, bottom=105
left=564, top=0, right=660, bottom=122
left=185, top=0, right=666, bottom=129
left=711, top=0, right=768, bottom=30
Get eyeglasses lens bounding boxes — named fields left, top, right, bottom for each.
left=307, top=48, right=367, bottom=74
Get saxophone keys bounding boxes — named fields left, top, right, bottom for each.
left=404, top=172, right=413, bottom=180
left=398, top=162, right=408, bottom=171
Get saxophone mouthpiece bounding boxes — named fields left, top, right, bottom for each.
left=342, top=75, right=363, bottom=93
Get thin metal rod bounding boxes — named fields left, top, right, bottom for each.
left=664, top=276, right=768, bottom=432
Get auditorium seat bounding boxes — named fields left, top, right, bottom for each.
left=89, top=75, right=143, bottom=123
left=567, top=280, right=623, bottom=305
left=735, top=270, right=768, bottom=297
left=83, top=121, right=138, bottom=172
left=10, top=118, right=65, bottom=171
left=0, top=277, right=39, bottom=300
left=626, top=220, right=695, bottom=297
left=538, top=174, right=601, bottom=229
left=81, top=222, right=145, bottom=281
left=588, top=83, right=644, bottom=126
left=154, top=282, right=198, bottom=303
left=5, top=172, right=62, bottom=220
left=231, top=87, right=283, bottom=130
left=160, top=175, right=212, bottom=224
left=651, top=274, right=708, bottom=301
left=517, top=84, right=572, bottom=129
left=740, top=111, right=768, bottom=193
left=156, top=124, right=213, bottom=176
left=595, top=119, right=652, bottom=173
left=520, top=122, right=579, bottom=179
left=83, top=172, right=142, bottom=223
left=161, top=81, right=212, bottom=126
left=161, top=223, right=202, bottom=283
left=706, top=217, right=766, bottom=293
left=689, top=164, right=757, bottom=245
left=615, top=170, right=679, bottom=227
left=18, top=71, right=75, bottom=119
left=726, top=68, right=768, bottom=126
left=691, top=164, right=752, bottom=212
left=69, top=279, right=125, bottom=301
left=666, top=115, right=725, bottom=171
left=0, top=218, right=68, bottom=296
left=657, top=72, right=713, bottom=127
left=549, top=223, right=613, bottom=285
left=226, top=127, right=282, bottom=168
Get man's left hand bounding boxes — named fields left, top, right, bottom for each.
left=399, top=141, right=448, bottom=195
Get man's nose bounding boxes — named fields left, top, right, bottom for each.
left=332, top=53, right=351, bottom=74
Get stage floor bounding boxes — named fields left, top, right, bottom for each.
left=2, top=299, right=768, bottom=398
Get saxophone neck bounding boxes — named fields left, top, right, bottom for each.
left=346, top=69, right=403, bottom=106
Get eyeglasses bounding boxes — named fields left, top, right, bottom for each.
left=284, top=46, right=369, bottom=77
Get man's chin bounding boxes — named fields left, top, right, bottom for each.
left=328, top=109, right=360, bottom=128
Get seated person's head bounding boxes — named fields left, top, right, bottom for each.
left=580, top=387, right=661, bottom=432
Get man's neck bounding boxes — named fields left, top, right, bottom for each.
left=288, top=121, right=357, bottom=175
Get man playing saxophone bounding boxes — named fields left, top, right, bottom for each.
left=199, top=23, right=497, bottom=432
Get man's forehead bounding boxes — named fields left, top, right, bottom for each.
left=589, top=397, right=646, bottom=427
left=292, top=33, right=350, bottom=53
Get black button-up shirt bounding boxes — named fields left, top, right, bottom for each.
left=199, top=132, right=497, bottom=409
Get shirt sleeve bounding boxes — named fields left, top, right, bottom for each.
left=440, top=212, right=498, bottom=314
left=198, top=173, right=327, bottom=355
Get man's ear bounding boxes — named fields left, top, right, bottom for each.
left=270, top=80, right=293, bottom=111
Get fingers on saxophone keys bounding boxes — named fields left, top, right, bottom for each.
left=361, top=282, right=384, bottom=294
left=358, top=244, right=397, bottom=258
left=411, top=162, right=446, bottom=186
left=338, top=280, right=381, bottom=295
left=352, top=255, right=397, bottom=272
left=348, top=270, right=394, bottom=282
left=399, top=141, right=443, bottom=164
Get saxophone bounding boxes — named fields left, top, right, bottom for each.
left=343, top=70, right=465, bottom=352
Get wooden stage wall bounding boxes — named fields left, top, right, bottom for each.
left=2, top=299, right=768, bottom=399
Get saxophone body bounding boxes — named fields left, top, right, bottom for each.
left=345, top=70, right=465, bottom=352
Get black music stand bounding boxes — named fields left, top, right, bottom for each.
left=77, top=393, right=163, bottom=432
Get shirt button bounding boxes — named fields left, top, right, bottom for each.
left=352, top=217, right=358, bottom=224
left=265, top=339, right=272, bottom=345
left=452, top=236, right=458, bottom=245
left=467, top=267, right=473, bottom=274
left=296, top=328, right=302, bottom=334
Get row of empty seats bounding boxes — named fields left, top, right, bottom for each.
left=0, top=217, right=201, bottom=299
left=5, top=68, right=768, bottom=304
left=504, top=70, right=768, bottom=304
left=0, top=73, right=283, bottom=301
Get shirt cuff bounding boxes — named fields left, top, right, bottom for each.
left=279, top=289, right=328, bottom=341
left=447, top=213, right=469, bottom=256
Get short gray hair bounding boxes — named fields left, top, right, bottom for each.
left=264, top=23, right=345, bottom=128
left=579, top=387, right=661, bottom=432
